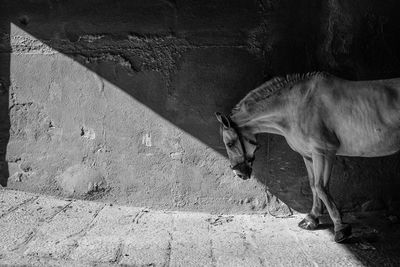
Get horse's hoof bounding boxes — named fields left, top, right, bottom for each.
left=334, top=224, right=352, bottom=243
left=298, top=217, right=319, bottom=230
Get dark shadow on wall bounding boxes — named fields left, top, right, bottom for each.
left=0, top=22, right=10, bottom=186
left=2, top=0, right=400, bottom=215
left=253, top=135, right=400, bottom=214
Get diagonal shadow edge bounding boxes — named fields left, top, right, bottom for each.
left=5, top=22, right=287, bottom=203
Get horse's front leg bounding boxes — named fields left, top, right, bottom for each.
left=312, top=152, right=352, bottom=242
left=298, top=156, right=323, bottom=230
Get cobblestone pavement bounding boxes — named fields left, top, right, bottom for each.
left=0, top=189, right=399, bottom=266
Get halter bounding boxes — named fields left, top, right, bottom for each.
left=227, top=117, right=258, bottom=170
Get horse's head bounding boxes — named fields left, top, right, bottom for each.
left=215, top=112, right=258, bottom=180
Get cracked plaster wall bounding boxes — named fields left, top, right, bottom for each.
left=1, top=0, right=400, bottom=213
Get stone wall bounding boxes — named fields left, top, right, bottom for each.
left=1, top=0, right=400, bottom=213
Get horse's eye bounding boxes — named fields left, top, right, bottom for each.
left=227, top=142, right=234, bottom=148
left=249, top=140, right=257, bottom=146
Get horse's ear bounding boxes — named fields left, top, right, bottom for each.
left=215, top=112, right=231, bottom=128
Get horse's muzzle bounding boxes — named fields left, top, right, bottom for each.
left=231, top=162, right=252, bottom=180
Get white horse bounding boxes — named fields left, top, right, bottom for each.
left=216, top=72, right=400, bottom=242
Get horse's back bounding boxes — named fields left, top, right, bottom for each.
left=316, top=76, right=400, bottom=157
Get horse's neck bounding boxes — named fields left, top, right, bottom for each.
left=232, top=109, right=288, bottom=136
left=231, top=73, right=322, bottom=136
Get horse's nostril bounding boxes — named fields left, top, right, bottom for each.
left=237, top=173, right=244, bottom=178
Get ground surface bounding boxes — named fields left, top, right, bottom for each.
left=0, top=188, right=400, bottom=266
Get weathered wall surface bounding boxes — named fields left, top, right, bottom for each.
left=1, top=0, right=400, bottom=213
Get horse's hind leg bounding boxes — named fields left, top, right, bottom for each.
left=312, top=152, right=352, bottom=242
left=298, top=156, right=323, bottom=230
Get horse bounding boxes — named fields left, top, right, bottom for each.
left=215, top=72, right=400, bottom=243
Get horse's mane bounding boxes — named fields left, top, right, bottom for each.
left=230, top=72, right=326, bottom=117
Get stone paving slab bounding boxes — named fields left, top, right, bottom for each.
left=0, top=188, right=399, bottom=266
left=119, top=210, right=174, bottom=266
left=0, top=189, right=39, bottom=217
left=70, top=205, right=142, bottom=264
left=24, top=200, right=105, bottom=260
left=0, top=195, right=70, bottom=254
left=170, top=212, right=212, bottom=267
